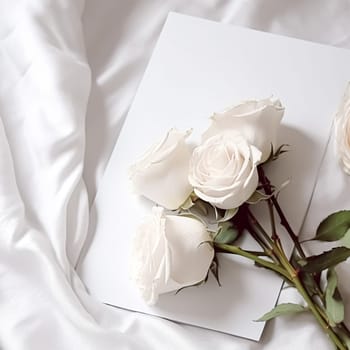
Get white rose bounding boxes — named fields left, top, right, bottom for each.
left=129, top=129, right=193, bottom=210
left=130, top=207, right=214, bottom=305
left=202, top=98, right=284, bottom=162
left=334, top=83, right=350, bottom=174
left=189, top=134, right=261, bottom=209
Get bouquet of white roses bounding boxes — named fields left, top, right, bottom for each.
left=129, top=92, right=350, bottom=350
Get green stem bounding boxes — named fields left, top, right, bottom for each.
left=268, top=199, right=278, bottom=241
left=246, top=208, right=274, bottom=246
left=295, top=277, right=346, bottom=349
left=276, top=247, right=346, bottom=350
left=244, top=250, right=271, bottom=257
left=256, top=167, right=278, bottom=241
left=271, top=195, right=306, bottom=259
left=257, top=166, right=306, bottom=259
left=261, top=170, right=350, bottom=343
left=251, top=168, right=346, bottom=349
left=246, top=223, right=280, bottom=264
left=246, top=220, right=270, bottom=250
left=216, top=237, right=346, bottom=348
left=214, top=242, right=292, bottom=282
left=246, top=208, right=283, bottom=265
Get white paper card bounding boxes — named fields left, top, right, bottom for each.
left=79, top=13, right=350, bottom=341
left=302, top=129, right=350, bottom=243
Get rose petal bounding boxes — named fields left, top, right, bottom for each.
left=202, top=98, right=284, bottom=161
left=130, top=207, right=214, bottom=305
left=189, top=134, right=261, bottom=209
left=334, top=83, right=350, bottom=174
left=130, top=129, right=193, bottom=209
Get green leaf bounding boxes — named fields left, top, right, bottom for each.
left=315, top=210, right=350, bottom=242
left=300, top=247, right=350, bottom=273
left=217, top=208, right=238, bottom=223
left=214, top=222, right=239, bottom=244
left=299, top=271, right=321, bottom=297
left=340, top=228, right=350, bottom=248
left=209, top=255, right=221, bottom=286
left=272, top=144, right=289, bottom=161
left=264, top=144, right=289, bottom=163
left=246, top=190, right=271, bottom=204
left=325, top=268, right=344, bottom=326
left=293, top=251, right=322, bottom=297
left=246, top=180, right=290, bottom=205
left=256, top=303, right=306, bottom=322
left=180, top=195, right=195, bottom=210
left=175, top=277, right=207, bottom=295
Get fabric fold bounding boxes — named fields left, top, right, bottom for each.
left=1, top=1, right=350, bottom=349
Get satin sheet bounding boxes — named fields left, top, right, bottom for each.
left=0, top=1, right=350, bottom=349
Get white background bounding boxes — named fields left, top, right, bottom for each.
left=0, top=1, right=350, bottom=349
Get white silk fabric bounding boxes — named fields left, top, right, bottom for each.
left=0, top=1, right=350, bottom=349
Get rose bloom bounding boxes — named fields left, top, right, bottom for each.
left=129, top=129, right=193, bottom=210
left=189, top=133, right=261, bottom=209
left=202, top=97, right=284, bottom=162
left=334, top=83, right=350, bottom=174
left=130, top=207, right=214, bottom=305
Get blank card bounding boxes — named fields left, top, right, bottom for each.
left=79, top=13, right=350, bottom=340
